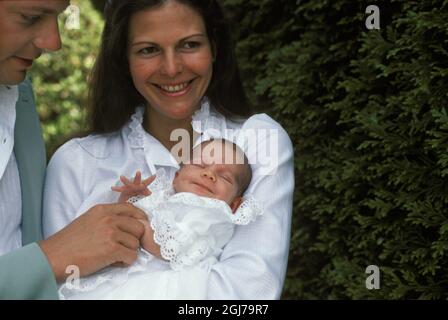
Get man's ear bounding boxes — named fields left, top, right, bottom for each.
left=230, top=197, right=243, bottom=213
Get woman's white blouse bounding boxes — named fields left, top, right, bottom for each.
left=43, top=100, right=295, bottom=299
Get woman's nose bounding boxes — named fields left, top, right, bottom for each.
left=201, top=171, right=216, bottom=182
left=160, top=50, right=183, bottom=77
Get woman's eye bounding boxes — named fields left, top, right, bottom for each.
left=138, top=47, right=159, bottom=55
left=21, top=14, right=41, bottom=25
left=182, top=41, right=201, bottom=50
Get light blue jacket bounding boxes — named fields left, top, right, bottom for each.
left=0, top=80, right=58, bottom=299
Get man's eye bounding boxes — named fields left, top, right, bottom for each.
left=21, top=14, right=42, bottom=25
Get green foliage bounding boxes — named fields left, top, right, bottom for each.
left=32, top=0, right=104, bottom=158
left=221, top=0, right=448, bottom=299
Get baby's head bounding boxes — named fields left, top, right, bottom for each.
left=173, top=139, right=252, bottom=212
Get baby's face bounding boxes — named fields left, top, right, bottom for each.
left=173, top=141, right=245, bottom=206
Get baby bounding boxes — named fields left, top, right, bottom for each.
left=59, top=139, right=263, bottom=300
left=115, top=138, right=254, bottom=255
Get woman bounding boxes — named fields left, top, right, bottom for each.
left=43, top=0, right=294, bottom=299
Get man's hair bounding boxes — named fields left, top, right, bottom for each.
left=88, top=0, right=252, bottom=134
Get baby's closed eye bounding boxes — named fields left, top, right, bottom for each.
left=220, top=175, right=232, bottom=183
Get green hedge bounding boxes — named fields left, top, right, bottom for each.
left=34, top=0, right=448, bottom=299
left=221, top=0, right=448, bottom=299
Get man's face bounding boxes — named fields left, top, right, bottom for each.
left=0, top=0, right=69, bottom=85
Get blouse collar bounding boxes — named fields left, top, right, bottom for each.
left=127, top=106, right=145, bottom=149
left=126, top=98, right=228, bottom=150
left=191, top=98, right=228, bottom=145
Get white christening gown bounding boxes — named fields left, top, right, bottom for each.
left=58, top=170, right=263, bottom=300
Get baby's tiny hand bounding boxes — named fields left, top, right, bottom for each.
left=111, top=171, right=156, bottom=203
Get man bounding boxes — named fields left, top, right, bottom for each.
left=0, top=0, right=148, bottom=299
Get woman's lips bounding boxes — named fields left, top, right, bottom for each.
left=154, top=79, right=195, bottom=97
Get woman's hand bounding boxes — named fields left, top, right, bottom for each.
left=111, top=171, right=155, bottom=203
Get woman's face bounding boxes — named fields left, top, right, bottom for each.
left=127, top=1, right=214, bottom=122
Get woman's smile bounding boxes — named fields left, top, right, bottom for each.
left=153, top=79, right=196, bottom=97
